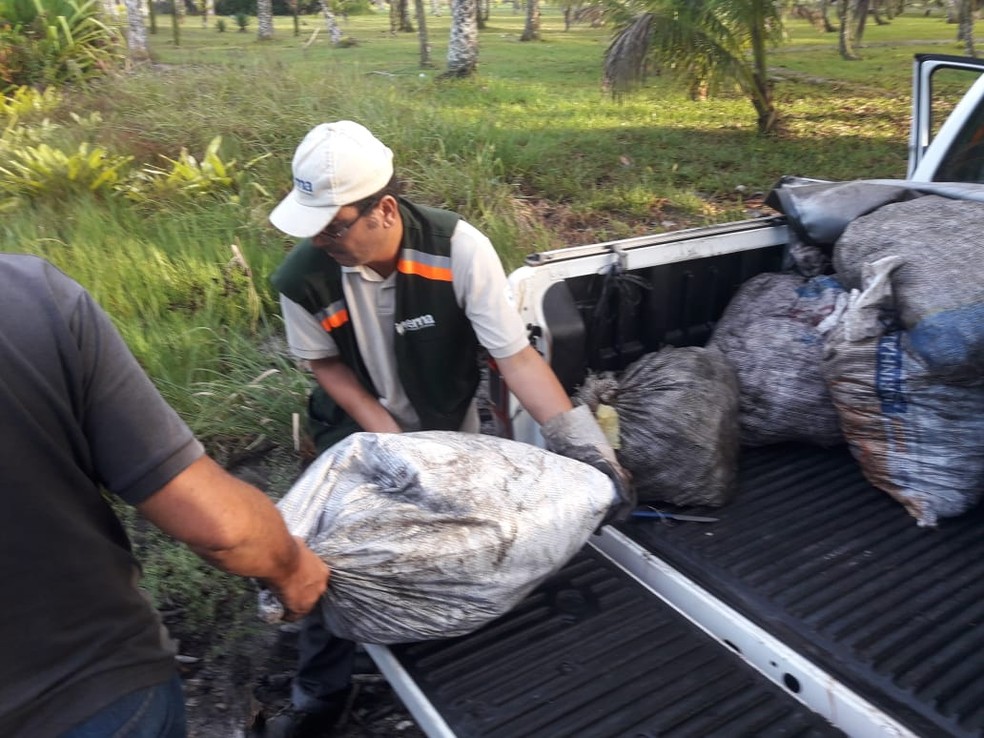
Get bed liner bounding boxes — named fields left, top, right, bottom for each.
left=622, top=442, right=984, bottom=738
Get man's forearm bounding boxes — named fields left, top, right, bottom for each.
left=494, top=345, right=573, bottom=425
left=137, top=456, right=328, bottom=618
left=309, top=356, right=402, bottom=433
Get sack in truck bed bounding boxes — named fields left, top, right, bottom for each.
left=263, top=431, right=617, bottom=643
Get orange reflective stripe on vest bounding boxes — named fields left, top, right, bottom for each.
left=316, top=300, right=349, bottom=332
left=397, top=249, right=453, bottom=282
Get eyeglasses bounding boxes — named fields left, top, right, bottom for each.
left=318, top=199, right=378, bottom=240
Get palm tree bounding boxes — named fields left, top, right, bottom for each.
left=604, top=0, right=785, bottom=134
left=957, top=0, right=975, bottom=57
left=170, top=0, right=181, bottom=46
left=257, top=0, right=273, bottom=40
left=836, top=0, right=860, bottom=59
left=392, top=0, right=415, bottom=32
left=123, top=0, right=149, bottom=59
left=521, top=0, right=541, bottom=40
left=318, top=0, right=342, bottom=43
left=445, top=0, right=478, bottom=77
left=414, top=0, right=433, bottom=66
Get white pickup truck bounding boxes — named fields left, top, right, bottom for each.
left=365, top=53, right=984, bottom=738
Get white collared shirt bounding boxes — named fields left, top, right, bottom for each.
left=280, top=219, right=528, bottom=431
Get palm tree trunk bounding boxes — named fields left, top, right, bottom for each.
left=170, top=0, right=180, bottom=45
left=257, top=0, right=273, bottom=39
left=445, top=0, right=478, bottom=77
left=944, top=0, right=958, bottom=23
left=957, top=0, right=975, bottom=56
left=404, top=0, right=415, bottom=31
left=820, top=0, right=836, bottom=31
left=124, top=0, right=149, bottom=59
left=838, top=0, right=860, bottom=59
left=854, top=0, right=870, bottom=44
left=319, top=0, right=341, bottom=43
left=749, top=0, right=778, bottom=134
left=871, top=0, right=889, bottom=24
left=520, top=0, right=540, bottom=40
left=414, top=0, right=433, bottom=66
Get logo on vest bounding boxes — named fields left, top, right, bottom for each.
left=394, top=314, right=436, bottom=335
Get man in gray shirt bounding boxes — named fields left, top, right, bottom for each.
left=0, top=254, right=329, bottom=737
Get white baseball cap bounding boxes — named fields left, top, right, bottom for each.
left=269, top=121, right=395, bottom=239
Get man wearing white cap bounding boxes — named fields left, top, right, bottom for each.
left=264, top=121, right=632, bottom=737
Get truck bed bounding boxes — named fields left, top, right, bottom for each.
left=624, top=442, right=984, bottom=738
left=373, top=442, right=984, bottom=737
left=370, top=212, right=984, bottom=736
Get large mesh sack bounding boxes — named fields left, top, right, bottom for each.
left=833, top=195, right=984, bottom=384
left=708, top=272, right=845, bottom=447
left=577, top=346, right=740, bottom=507
left=262, top=431, right=617, bottom=643
left=821, top=256, right=984, bottom=527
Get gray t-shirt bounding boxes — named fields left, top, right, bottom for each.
left=0, top=255, right=204, bottom=737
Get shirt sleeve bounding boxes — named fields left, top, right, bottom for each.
left=279, top=294, right=340, bottom=360
left=54, top=269, right=205, bottom=505
left=450, top=220, right=530, bottom=359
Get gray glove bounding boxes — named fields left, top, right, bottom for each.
left=540, top=405, right=636, bottom=526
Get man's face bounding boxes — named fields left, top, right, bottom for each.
left=311, top=201, right=381, bottom=267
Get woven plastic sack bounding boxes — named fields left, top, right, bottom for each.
left=577, top=346, right=740, bottom=507
left=821, top=256, right=984, bottom=527
left=709, top=272, right=845, bottom=447
left=834, top=195, right=984, bottom=384
left=260, top=431, right=616, bottom=643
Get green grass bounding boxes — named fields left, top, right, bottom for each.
left=4, top=5, right=977, bottom=455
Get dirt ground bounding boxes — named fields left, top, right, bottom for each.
left=178, top=616, right=426, bottom=738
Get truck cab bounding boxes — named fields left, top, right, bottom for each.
left=365, top=54, right=984, bottom=738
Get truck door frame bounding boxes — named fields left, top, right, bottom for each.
left=908, top=53, right=984, bottom=180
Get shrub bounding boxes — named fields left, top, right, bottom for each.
left=0, top=139, right=131, bottom=205
left=214, top=0, right=322, bottom=14
left=215, top=16, right=226, bottom=30
left=233, top=10, right=249, bottom=30
left=213, top=0, right=252, bottom=14
left=333, top=0, right=374, bottom=16
left=0, top=0, right=124, bottom=91
left=0, top=84, right=60, bottom=119
left=121, top=135, right=268, bottom=204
